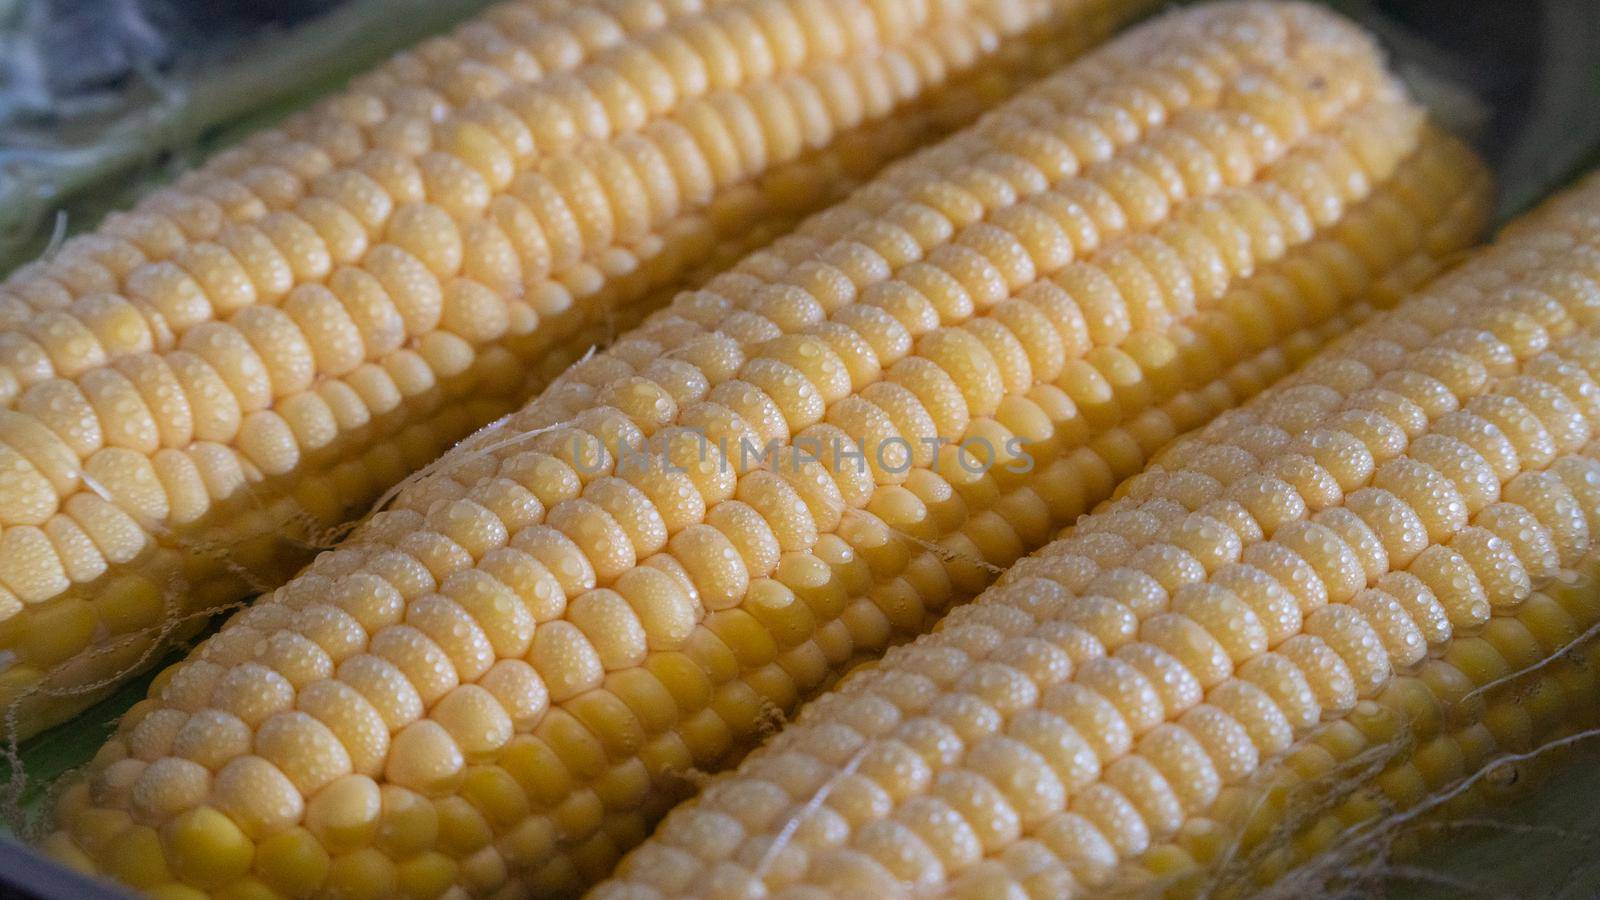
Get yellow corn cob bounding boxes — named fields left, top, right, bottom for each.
left=1105, top=176, right=1600, bottom=899
left=592, top=167, right=1600, bottom=900
left=42, top=3, right=1490, bottom=896
left=0, top=0, right=1155, bottom=737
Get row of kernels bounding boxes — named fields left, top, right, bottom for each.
left=255, top=0, right=718, bottom=161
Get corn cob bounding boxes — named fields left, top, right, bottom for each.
left=1110, top=176, right=1600, bottom=899
left=41, top=3, right=1490, bottom=896
left=1127, top=179, right=1600, bottom=891
left=593, top=167, right=1600, bottom=900
left=0, top=0, right=1155, bottom=737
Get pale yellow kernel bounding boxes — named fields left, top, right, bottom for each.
left=210, top=662, right=295, bottom=728
left=1170, top=583, right=1267, bottom=662
left=256, top=710, right=354, bottom=795
left=531, top=620, right=606, bottom=701
left=1236, top=651, right=1320, bottom=730
left=128, top=757, right=210, bottom=825
left=369, top=623, right=461, bottom=706
left=1277, top=633, right=1357, bottom=715
left=614, top=565, right=699, bottom=650
left=669, top=524, right=751, bottom=611
left=434, top=683, right=515, bottom=760
left=213, top=755, right=305, bottom=836
left=303, top=774, right=381, bottom=853
left=1409, top=544, right=1491, bottom=627
left=386, top=719, right=465, bottom=795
